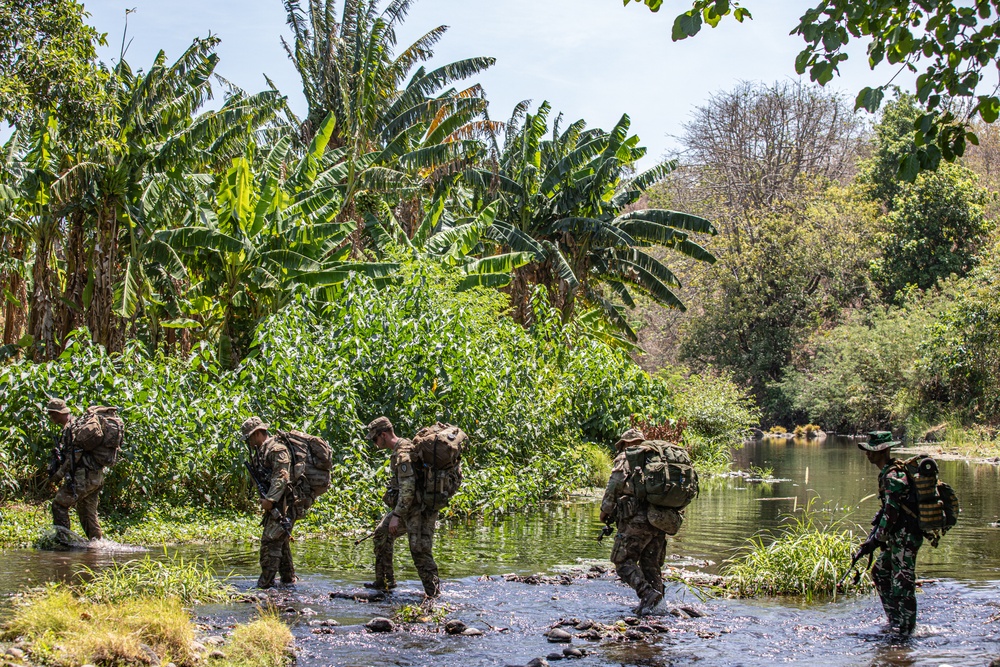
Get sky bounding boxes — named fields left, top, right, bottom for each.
left=79, top=0, right=909, bottom=166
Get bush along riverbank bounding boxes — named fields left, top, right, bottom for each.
left=1, top=556, right=292, bottom=667
left=0, top=264, right=758, bottom=546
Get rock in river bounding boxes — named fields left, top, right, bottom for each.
left=365, top=617, right=395, bottom=633
left=546, top=628, right=573, bottom=643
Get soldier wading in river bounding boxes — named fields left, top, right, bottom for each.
left=366, top=416, right=442, bottom=598
left=243, top=416, right=298, bottom=589
left=46, top=398, right=123, bottom=540
left=856, top=431, right=923, bottom=635
left=600, top=428, right=686, bottom=616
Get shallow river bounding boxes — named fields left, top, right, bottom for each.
left=3, top=436, right=1000, bottom=666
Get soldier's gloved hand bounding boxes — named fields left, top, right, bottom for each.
left=388, top=514, right=400, bottom=538
left=261, top=498, right=274, bottom=512
left=599, top=510, right=611, bottom=524
left=857, top=534, right=881, bottom=558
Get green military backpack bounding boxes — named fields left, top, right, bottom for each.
left=412, top=422, right=466, bottom=511
left=896, top=455, right=959, bottom=547
left=278, top=430, right=333, bottom=511
left=625, top=440, right=699, bottom=511
left=73, top=406, right=124, bottom=468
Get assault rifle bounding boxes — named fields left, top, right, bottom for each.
left=243, top=458, right=293, bottom=538
left=838, top=507, right=884, bottom=588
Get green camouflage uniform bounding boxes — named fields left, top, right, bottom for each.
left=372, top=437, right=440, bottom=597
left=52, top=418, right=105, bottom=540
left=257, top=435, right=297, bottom=588
left=871, top=459, right=923, bottom=634
left=601, top=449, right=667, bottom=604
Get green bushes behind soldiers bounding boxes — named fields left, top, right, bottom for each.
left=46, top=399, right=123, bottom=540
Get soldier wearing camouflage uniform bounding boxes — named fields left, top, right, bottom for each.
left=366, top=416, right=441, bottom=598
left=242, top=417, right=297, bottom=589
left=600, top=428, right=682, bottom=616
left=46, top=398, right=105, bottom=540
left=858, top=431, right=923, bottom=635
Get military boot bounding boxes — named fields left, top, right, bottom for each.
left=257, top=569, right=277, bottom=589
left=422, top=576, right=441, bottom=599
left=636, top=589, right=663, bottom=616
left=363, top=580, right=396, bottom=591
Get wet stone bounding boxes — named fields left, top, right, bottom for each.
left=203, top=636, right=225, bottom=647
left=623, top=616, right=640, bottom=625
left=546, top=628, right=573, bottom=643
left=680, top=605, right=706, bottom=618
left=526, top=659, right=550, bottom=667
left=636, top=625, right=655, bottom=634
left=624, top=629, right=645, bottom=641
left=461, top=627, right=484, bottom=636
left=563, top=647, right=584, bottom=658
left=282, top=606, right=297, bottom=614
left=546, top=652, right=564, bottom=660
left=444, top=620, right=467, bottom=635
left=331, top=590, right=385, bottom=603
left=573, top=620, right=593, bottom=631
left=576, top=629, right=602, bottom=641
left=669, top=607, right=691, bottom=619
left=300, top=607, right=317, bottom=616
left=365, top=617, right=395, bottom=633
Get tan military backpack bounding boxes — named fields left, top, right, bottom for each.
left=278, top=430, right=333, bottom=511
left=73, top=406, right=124, bottom=468
left=412, top=422, right=466, bottom=511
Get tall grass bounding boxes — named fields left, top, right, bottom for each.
left=220, top=611, right=292, bottom=667
left=75, top=553, right=235, bottom=604
left=721, top=506, right=871, bottom=600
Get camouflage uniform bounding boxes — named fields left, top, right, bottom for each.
left=256, top=434, right=297, bottom=588
left=601, top=429, right=674, bottom=612
left=372, top=436, right=440, bottom=597
left=49, top=400, right=105, bottom=540
left=871, top=459, right=923, bottom=634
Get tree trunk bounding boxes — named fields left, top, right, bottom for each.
left=88, top=205, right=122, bottom=352
left=57, top=212, right=88, bottom=342
left=27, top=222, right=57, bottom=360
left=1, top=235, right=28, bottom=346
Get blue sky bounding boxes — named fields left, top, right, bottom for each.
left=81, top=0, right=906, bottom=166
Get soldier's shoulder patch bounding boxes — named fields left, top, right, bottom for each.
left=398, top=460, right=414, bottom=477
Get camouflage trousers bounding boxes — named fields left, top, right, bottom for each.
left=259, top=506, right=297, bottom=588
left=52, top=466, right=104, bottom=540
left=610, top=516, right=667, bottom=602
left=373, top=508, right=440, bottom=597
left=872, top=526, right=923, bottom=634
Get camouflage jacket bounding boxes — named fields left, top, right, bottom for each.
left=258, top=436, right=293, bottom=505
left=600, top=449, right=646, bottom=522
left=873, top=459, right=917, bottom=542
left=388, top=437, right=418, bottom=516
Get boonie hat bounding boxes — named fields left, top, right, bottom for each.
left=366, top=416, right=393, bottom=441
left=241, top=416, right=270, bottom=439
left=45, top=398, right=71, bottom=414
left=615, top=428, right=646, bottom=448
left=859, top=430, right=899, bottom=452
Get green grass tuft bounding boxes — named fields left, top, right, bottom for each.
left=75, top=553, right=235, bottom=604
left=721, top=505, right=871, bottom=601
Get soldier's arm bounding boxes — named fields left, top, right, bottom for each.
left=394, top=451, right=417, bottom=515
left=600, top=455, right=629, bottom=517
left=265, top=446, right=292, bottom=504
left=872, top=469, right=908, bottom=542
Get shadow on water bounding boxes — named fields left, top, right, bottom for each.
left=3, top=436, right=1000, bottom=666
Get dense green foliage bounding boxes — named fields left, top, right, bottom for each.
left=0, top=264, right=743, bottom=527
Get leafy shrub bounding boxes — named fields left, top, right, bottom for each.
left=793, top=423, right=822, bottom=437
left=767, top=425, right=787, bottom=434
left=0, top=261, right=710, bottom=526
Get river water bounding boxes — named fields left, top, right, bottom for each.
left=3, top=436, right=1000, bottom=666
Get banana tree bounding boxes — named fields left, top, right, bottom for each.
left=463, top=102, right=718, bottom=340
left=282, top=0, right=496, bottom=238
left=157, top=113, right=396, bottom=365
